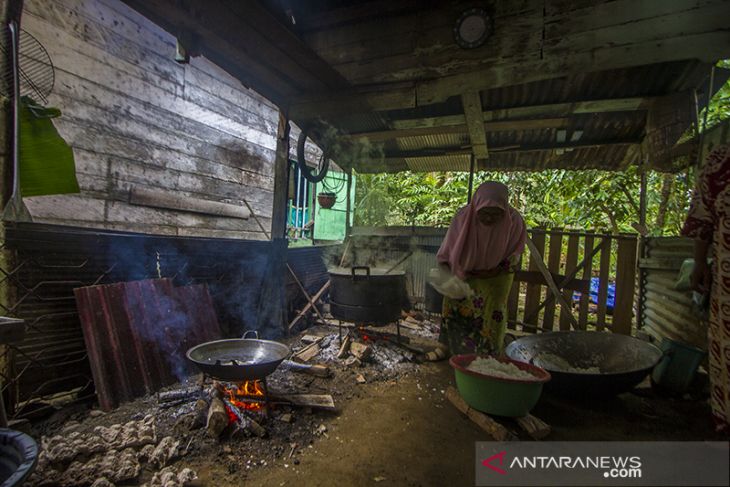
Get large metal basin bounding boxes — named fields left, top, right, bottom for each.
left=505, top=331, right=663, bottom=396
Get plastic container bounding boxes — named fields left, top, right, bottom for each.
left=0, top=428, right=38, bottom=486
left=449, top=354, right=550, bottom=417
left=651, top=338, right=706, bottom=394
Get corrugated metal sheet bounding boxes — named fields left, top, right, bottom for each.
left=327, top=61, right=712, bottom=173
left=638, top=236, right=707, bottom=349
left=407, top=153, right=471, bottom=172
left=74, top=279, right=221, bottom=411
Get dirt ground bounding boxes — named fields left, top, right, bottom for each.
left=190, top=361, right=724, bottom=487
left=29, top=323, right=725, bottom=487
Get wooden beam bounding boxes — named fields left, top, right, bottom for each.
left=342, top=117, right=570, bottom=143
left=462, top=92, right=488, bottom=159
left=379, top=139, right=640, bottom=160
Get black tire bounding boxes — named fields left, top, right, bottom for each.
left=297, top=125, right=330, bottom=183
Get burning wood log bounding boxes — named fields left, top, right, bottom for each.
left=206, top=397, right=228, bottom=438
left=445, top=387, right=517, bottom=441
left=223, top=399, right=267, bottom=438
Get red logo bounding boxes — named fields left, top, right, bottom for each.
left=482, top=451, right=507, bottom=475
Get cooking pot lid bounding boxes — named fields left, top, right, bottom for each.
left=328, top=266, right=405, bottom=277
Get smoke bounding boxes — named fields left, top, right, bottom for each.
left=98, top=234, right=277, bottom=381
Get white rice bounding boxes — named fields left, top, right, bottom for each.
left=466, top=356, right=537, bottom=380
left=534, top=352, right=601, bottom=374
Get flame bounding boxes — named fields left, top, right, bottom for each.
left=224, top=380, right=265, bottom=411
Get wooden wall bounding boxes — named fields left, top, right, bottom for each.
left=20, top=0, right=289, bottom=239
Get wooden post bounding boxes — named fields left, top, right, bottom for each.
left=271, top=111, right=290, bottom=240
left=639, top=167, right=647, bottom=229
left=0, top=0, right=24, bottom=426
left=345, top=167, right=352, bottom=237
left=467, top=153, right=475, bottom=203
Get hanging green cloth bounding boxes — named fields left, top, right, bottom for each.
left=18, top=96, right=79, bottom=197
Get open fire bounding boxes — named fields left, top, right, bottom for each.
left=223, top=380, right=266, bottom=414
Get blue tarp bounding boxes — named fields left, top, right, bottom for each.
left=573, top=277, right=615, bottom=312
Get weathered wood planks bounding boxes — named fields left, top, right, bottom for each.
left=21, top=0, right=280, bottom=238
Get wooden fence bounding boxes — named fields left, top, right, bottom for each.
left=348, top=227, right=639, bottom=334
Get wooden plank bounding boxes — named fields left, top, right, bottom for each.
left=596, top=237, right=612, bottom=331
left=271, top=393, right=336, bottom=411
left=514, top=271, right=588, bottom=292
left=523, top=232, right=545, bottom=331
left=515, top=414, right=551, bottom=440
left=446, top=387, right=516, bottom=441
left=387, top=97, right=652, bottom=131
left=343, top=118, right=569, bottom=143
left=543, top=231, right=563, bottom=330
left=559, top=234, right=580, bottom=331
left=612, top=238, right=638, bottom=335
left=526, top=238, right=579, bottom=331
left=462, top=92, right=489, bottom=159
left=120, top=0, right=297, bottom=105
left=578, top=235, right=594, bottom=329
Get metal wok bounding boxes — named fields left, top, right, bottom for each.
left=504, top=331, right=663, bottom=396
left=186, top=331, right=290, bottom=382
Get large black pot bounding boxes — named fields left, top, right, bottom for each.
left=329, top=266, right=406, bottom=325
left=505, top=331, right=663, bottom=396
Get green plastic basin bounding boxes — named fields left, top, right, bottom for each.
left=450, top=354, right=551, bottom=417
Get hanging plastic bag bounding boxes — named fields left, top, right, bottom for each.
left=428, top=267, right=474, bottom=300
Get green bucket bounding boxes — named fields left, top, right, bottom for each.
left=651, top=338, right=706, bottom=394
left=449, top=354, right=551, bottom=417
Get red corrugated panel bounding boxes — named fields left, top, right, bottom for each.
left=74, top=278, right=221, bottom=411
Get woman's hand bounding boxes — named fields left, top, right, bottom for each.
left=691, top=259, right=711, bottom=293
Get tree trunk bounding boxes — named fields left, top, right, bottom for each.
left=654, top=173, right=674, bottom=234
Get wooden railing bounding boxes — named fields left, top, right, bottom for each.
left=509, top=229, right=638, bottom=334
left=347, top=227, right=639, bottom=334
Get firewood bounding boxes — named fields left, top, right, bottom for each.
left=206, top=397, right=228, bottom=438
left=223, top=399, right=267, bottom=438
left=191, top=399, right=209, bottom=430
left=292, top=337, right=324, bottom=363
left=515, top=414, right=551, bottom=440
left=301, top=334, right=322, bottom=343
left=350, top=342, right=372, bottom=361
left=445, top=387, right=516, bottom=441
left=281, top=360, right=331, bottom=377
left=158, top=387, right=200, bottom=404
left=337, top=333, right=352, bottom=359
left=270, top=393, right=336, bottom=411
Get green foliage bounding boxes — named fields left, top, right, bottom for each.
left=701, top=59, right=730, bottom=132
left=355, top=168, right=691, bottom=236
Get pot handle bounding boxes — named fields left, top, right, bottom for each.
left=351, top=266, right=371, bottom=279
left=242, top=330, right=259, bottom=340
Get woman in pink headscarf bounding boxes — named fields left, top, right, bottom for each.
left=436, top=181, right=527, bottom=356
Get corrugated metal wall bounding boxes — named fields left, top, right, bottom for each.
left=638, top=236, right=707, bottom=349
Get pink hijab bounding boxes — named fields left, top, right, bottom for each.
left=437, top=181, right=527, bottom=279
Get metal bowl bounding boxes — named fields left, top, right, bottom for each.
left=504, top=331, right=663, bottom=396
